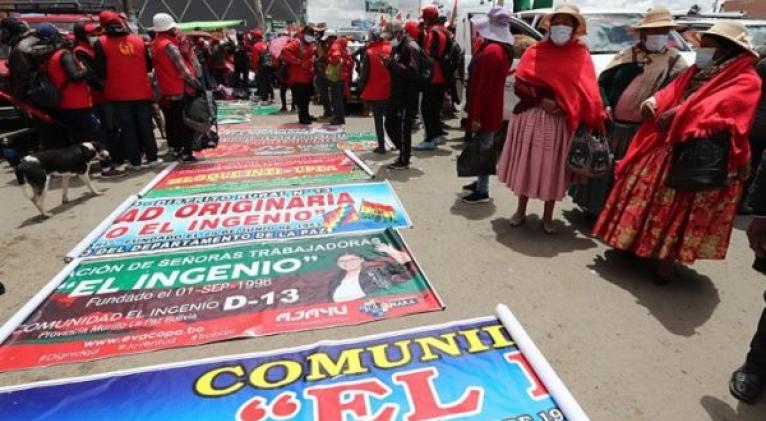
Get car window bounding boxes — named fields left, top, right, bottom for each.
left=748, top=25, right=766, bottom=47
left=583, top=13, right=689, bottom=54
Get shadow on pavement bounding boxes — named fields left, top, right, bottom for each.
left=588, top=249, right=720, bottom=337
left=374, top=166, right=425, bottom=182
left=17, top=192, right=103, bottom=228
left=562, top=208, right=599, bottom=238
left=701, top=395, right=766, bottom=420
left=490, top=216, right=598, bottom=258
left=450, top=196, right=497, bottom=221
left=412, top=148, right=453, bottom=158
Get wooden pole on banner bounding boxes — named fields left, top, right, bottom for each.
left=495, top=304, right=590, bottom=421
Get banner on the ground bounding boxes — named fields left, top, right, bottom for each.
left=0, top=230, right=442, bottom=372
left=217, top=101, right=280, bottom=121
left=68, top=182, right=411, bottom=258
left=0, top=309, right=588, bottom=421
left=140, top=152, right=373, bottom=198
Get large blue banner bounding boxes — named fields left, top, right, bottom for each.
left=70, top=182, right=412, bottom=259
left=0, top=318, right=571, bottom=421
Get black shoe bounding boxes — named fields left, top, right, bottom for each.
left=309, top=116, right=318, bottom=122
left=299, top=120, right=312, bottom=125
left=373, top=147, right=387, bottom=154
left=387, top=160, right=409, bottom=170
left=730, top=366, right=765, bottom=404
left=462, top=192, right=490, bottom=204
left=280, top=107, right=288, bottom=112
left=0, top=281, right=5, bottom=295
left=181, top=155, right=199, bottom=163
left=462, top=182, right=477, bottom=192
left=330, top=119, right=345, bottom=126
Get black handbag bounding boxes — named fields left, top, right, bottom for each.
left=665, top=133, right=730, bottom=192
left=457, top=134, right=498, bottom=177
left=566, top=128, right=612, bottom=178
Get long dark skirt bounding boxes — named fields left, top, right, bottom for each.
left=570, top=121, right=641, bottom=216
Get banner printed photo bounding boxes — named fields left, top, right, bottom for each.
left=69, top=182, right=412, bottom=258
left=140, top=152, right=373, bottom=199
left=0, top=230, right=443, bottom=372
left=0, top=312, right=586, bottom=421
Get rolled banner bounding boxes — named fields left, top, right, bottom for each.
left=496, top=303, right=590, bottom=421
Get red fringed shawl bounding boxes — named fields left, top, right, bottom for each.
left=617, top=54, right=762, bottom=176
left=515, top=39, right=605, bottom=132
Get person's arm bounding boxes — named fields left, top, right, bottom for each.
left=164, top=43, right=197, bottom=86
left=60, top=50, right=88, bottom=81
left=280, top=42, right=301, bottom=65
left=93, top=40, right=107, bottom=79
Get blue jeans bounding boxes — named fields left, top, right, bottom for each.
left=474, top=131, right=495, bottom=195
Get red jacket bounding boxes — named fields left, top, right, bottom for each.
left=99, top=34, right=153, bottom=101
left=72, top=42, right=103, bottom=104
left=328, top=38, right=352, bottom=85
left=48, top=49, right=92, bottom=109
left=281, top=39, right=315, bottom=85
left=424, top=25, right=448, bottom=84
left=251, top=41, right=267, bottom=70
left=361, top=40, right=391, bottom=101
left=151, top=33, right=189, bottom=97
left=467, top=42, right=512, bottom=133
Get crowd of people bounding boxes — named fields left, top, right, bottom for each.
left=5, top=1, right=766, bottom=407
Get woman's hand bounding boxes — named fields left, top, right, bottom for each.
left=640, top=98, right=657, bottom=121
left=657, top=107, right=678, bottom=133
left=540, top=98, right=560, bottom=115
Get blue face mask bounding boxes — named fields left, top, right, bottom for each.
left=695, top=47, right=717, bottom=69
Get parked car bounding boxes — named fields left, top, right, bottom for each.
left=675, top=16, right=766, bottom=49
left=517, top=9, right=696, bottom=73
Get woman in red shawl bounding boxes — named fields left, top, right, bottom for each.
left=496, top=4, right=605, bottom=234
left=594, top=21, right=762, bottom=284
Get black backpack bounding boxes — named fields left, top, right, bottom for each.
left=27, top=60, right=62, bottom=108
left=415, top=45, right=434, bottom=90
left=260, top=49, right=274, bottom=69
left=442, top=36, right=464, bottom=80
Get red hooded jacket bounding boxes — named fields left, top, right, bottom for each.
left=281, top=37, right=315, bottom=85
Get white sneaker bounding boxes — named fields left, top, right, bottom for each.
left=144, top=158, right=165, bottom=169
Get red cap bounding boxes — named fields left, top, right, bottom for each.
left=251, top=28, right=263, bottom=38
left=84, top=23, right=99, bottom=33
left=99, top=11, right=121, bottom=26
left=405, top=20, right=420, bottom=38
left=421, top=6, right=439, bottom=20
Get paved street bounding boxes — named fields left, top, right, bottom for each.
left=1, top=108, right=765, bottom=420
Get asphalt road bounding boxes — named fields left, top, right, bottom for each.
left=0, top=107, right=765, bottom=420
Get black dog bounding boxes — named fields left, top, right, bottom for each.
left=15, top=142, right=109, bottom=217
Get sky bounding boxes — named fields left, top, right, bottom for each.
left=574, top=0, right=711, bottom=12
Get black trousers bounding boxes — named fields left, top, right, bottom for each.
left=746, top=291, right=766, bottom=374
left=385, top=90, right=418, bottom=165
left=161, top=98, right=193, bottom=156
left=94, top=102, right=123, bottom=168
left=421, top=83, right=447, bottom=140
left=330, top=80, right=345, bottom=124
left=112, top=100, right=158, bottom=166
left=256, top=67, right=274, bottom=101
left=291, top=83, right=313, bottom=123
left=234, top=67, right=249, bottom=91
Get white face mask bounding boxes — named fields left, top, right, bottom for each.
left=88, top=36, right=98, bottom=45
left=549, top=25, right=573, bottom=46
left=695, top=47, right=717, bottom=69
left=303, top=35, right=315, bottom=43
left=644, top=34, right=668, bottom=52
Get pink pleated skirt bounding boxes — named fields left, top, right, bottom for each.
left=497, top=106, right=574, bottom=201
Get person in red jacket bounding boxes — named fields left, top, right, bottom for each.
left=281, top=27, right=317, bottom=124
left=327, top=36, right=351, bottom=125
left=94, top=11, right=161, bottom=170
left=151, top=13, right=202, bottom=162
left=414, top=6, right=450, bottom=151
left=250, top=29, right=273, bottom=103
left=41, top=24, right=105, bottom=152
left=360, top=28, right=392, bottom=153
left=72, top=22, right=126, bottom=177
left=461, top=8, right=514, bottom=204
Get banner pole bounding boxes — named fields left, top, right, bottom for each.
left=343, top=149, right=375, bottom=178
left=137, top=162, right=178, bottom=197
left=0, top=259, right=81, bottom=345
left=65, top=195, right=138, bottom=262
left=495, top=304, right=590, bottom=421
